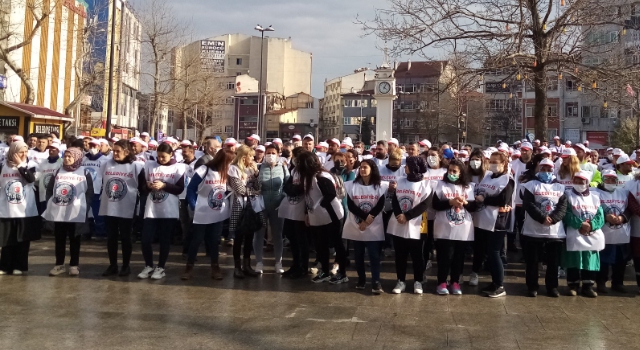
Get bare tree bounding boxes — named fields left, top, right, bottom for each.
left=0, top=0, right=61, bottom=104
left=137, top=0, right=188, bottom=137
left=359, top=0, right=629, bottom=139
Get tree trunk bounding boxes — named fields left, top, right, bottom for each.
left=533, top=67, right=548, bottom=140
left=2, top=54, right=35, bottom=104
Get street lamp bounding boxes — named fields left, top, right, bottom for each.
left=255, top=24, right=275, bottom=142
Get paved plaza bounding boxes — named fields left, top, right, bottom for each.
left=1, top=238, right=640, bottom=349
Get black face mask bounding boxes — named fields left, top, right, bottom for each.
left=386, top=164, right=400, bottom=172
left=335, top=161, right=345, bottom=171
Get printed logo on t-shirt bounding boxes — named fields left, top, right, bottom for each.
left=398, top=196, right=413, bottom=212
left=85, top=167, right=98, bottom=182
left=538, top=198, right=555, bottom=214
left=355, top=201, right=373, bottom=224
left=446, top=207, right=467, bottom=225
left=5, top=180, right=24, bottom=204
left=105, top=178, right=127, bottom=202
left=580, top=209, right=595, bottom=222
left=53, top=182, right=76, bottom=206
left=150, top=190, right=169, bottom=203
left=43, top=173, right=54, bottom=189
left=603, top=204, right=623, bottom=228
left=207, top=188, right=225, bottom=210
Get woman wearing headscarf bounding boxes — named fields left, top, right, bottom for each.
left=43, top=148, right=94, bottom=276
left=0, top=141, right=39, bottom=275
left=388, top=156, right=431, bottom=295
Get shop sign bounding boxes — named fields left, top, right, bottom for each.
left=0, top=117, right=19, bottom=128
left=91, top=128, right=106, bottom=137
left=34, top=124, right=60, bottom=135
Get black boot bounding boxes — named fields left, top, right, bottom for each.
left=582, top=284, right=598, bottom=298
left=102, top=265, right=119, bottom=277
left=234, top=259, right=244, bottom=279
left=242, top=258, right=259, bottom=277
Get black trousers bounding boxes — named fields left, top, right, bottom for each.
left=105, top=216, right=133, bottom=268
left=233, top=229, right=255, bottom=264
left=313, top=221, right=346, bottom=275
left=597, top=262, right=626, bottom=286
left=522, top=236, right=562, bottom=290
left=0, top=241, right=30, bottom=273
left=424, top=220, right=435, bottom=260
left=284, top=219, right=308, bottom=272
left=472, top=227, right=487, bottom=274
left=435, top=239, right=467, bottom=284
left=54, top=222, right=81, bottom=266
left=141, top=218, right=176, bottom=269
left=393, top=235, right=424, bottom=282
left=567, top=268, right=596, bottom=286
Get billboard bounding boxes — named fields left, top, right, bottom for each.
left=201, top=40, right=225, bottom=73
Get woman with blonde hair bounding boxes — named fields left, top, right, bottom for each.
left=556, top=148, right=581, bottom=191
left=228, top=145, right=263, bottom=278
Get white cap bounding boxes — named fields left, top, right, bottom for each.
left=565, top=140, right=573, bottom=146
left=89, top=139, right=101, bottom=146
left=248, top=134, right=261, bottom=142
left=303, top=134, right=314, bottom=141
left=498, top=143, right=510, bottom=153
left=141, top=132, right=150, bottom=137
left=419, top=139, right=432, bottom=148
left=583, top=140, right=590, bottom=146
left=512, top=150, right=521, bottom=157
left=483, top=150, right=492, bottom=159
left=99, top=139, right=109, bottom=145
left=180, top=140, right=192, bottom=147
left=573, top=143, right=588, bottom=153
left=48, top=141, right=61, bottom=150
left=539, top=158, right=555, bottom=168
left=574, top=170, right=593, bottom=182
left=617, top=153, right=634, bottom=165
left=606, top=147, right=613, bottom=152
left=342, top=137, right=353, bottom=143
left=539, top=146, right=551, bottom=155
left=613, top=148, right=623, bottom=156
left=12, top=135, right=24, bottom=143
left=561, top=148, right=577, bottom=157
left=315, top=141, right=329, bottom=149
left=533, top=139, right=540, bottom=145
left=487, top=147, right=498, bottom=153
left=255, top=145, right=266, bottom=152
left=163, top=137, right=178, bottom=145
left=264, top=142, right=272, bottom=147
left=520, top=142, right=533, bottom=150
left=292, top=134, right=302, bottom=141
left=388, top=138, right=399, bottom=146
left=602, top=169, right=617, bottom=178
left=553, top=136, right=560, bottom=140
left=129, top=137, right=147, bottom=148
left=109, top=137, right=120, bottom=143
left=341, top=140, right=354, bottom=148
left=453, top=149, right=459, bottom=154
left=224, top=138, right=237, bottom=146
left=329, top=138, right=340, bottom=146
left=149, top=140, right=159, bottom=146
left=272, top=138, right=283, bottom=144
left=459, top=150, right=469, bottom=157
left=514, top=140, right=522, bottom=145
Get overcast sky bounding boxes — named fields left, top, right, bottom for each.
left=166, top=0, right=428, bottom=97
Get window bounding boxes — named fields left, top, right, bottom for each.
left=591, top=106, right=601, bottom=118
left=486, top=99, right=508, bottom=110
left=343, top=117, right=358, bottom=125
left=225, top=125, right=233, bottom=133
left=547, top=78, right=558, bottom=91
left=227, top=82, right=235, bottom=90
left=236, top=58, right=242, bottom=65
left=213, top=110, right=222, bottom=119
left=344, top=100, right=352, bottom=107
left=225, top=97, right=234, bottom=104
left=566, top=80, right=577, bottom=91
left=371, top=100, right=377, bottom=107
left=548, top=104, right=558, bottom=117
left=217, top=82, right=225, bottom=89
left=213, top=126, right=223, bottom=133
left=566, top=102, right=579, bottom=117
left=582, top=106, right=591, bottom=118
left=240, top=98, right=259, bottom=105
left=526, top=104, right=535, bottom=117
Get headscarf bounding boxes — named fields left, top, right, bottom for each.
left=63, top=147, right=84, bottom=172
left=6, top=141, right=27, bottom=168
left=405, top=156, right=427, bottom=182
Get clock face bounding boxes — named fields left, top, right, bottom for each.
left=378, top=82, right=391, bottom=94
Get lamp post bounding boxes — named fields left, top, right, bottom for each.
left=254, top=24, right=274, bottom=142
left=105, top=0, right=119, bottom=137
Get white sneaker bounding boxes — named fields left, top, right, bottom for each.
left=69, top=266, right=79, bottom=276
left=392, top=280, right=406, bottom=294
left=331, top=263, right=339, bottom=275
left=151, top=267, right=165, bottom=280
left=275, top=262, right=284, bottom=274
left=469, top=272, right=479, bottom=286
left=49, top=265, right=65, bottom=276
left=137, top=266, right=155, bottom=279
left=255, top=262, right=264, bottom=274
left=414, top=281, right=423, bottom=295
left=0, top=270, right=6, bottom=275
left=12, top=270, right=23, bottom=275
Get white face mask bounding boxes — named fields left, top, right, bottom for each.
left=489, top=163, right=502, bottom=173
left=264, top=154, right=277, bottom=164
left=88, top=148, right=99, bottom=155
left=427, top=156, right=439, bottom=168
left=573, top=184, right=588, bottom=193
left=604, top=183, right=617, bottom=192
left=607, top=154, right=613, bottom=161
left=469, top=160, right=482, bottom=170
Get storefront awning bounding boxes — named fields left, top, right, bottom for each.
left=2, top=102, right=74, bottom=122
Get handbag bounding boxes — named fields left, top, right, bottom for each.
left=249, top=195, right=265, bottom=213
left=494, top=206, right=511, bottom=231
left=238, top=197, right=263, bottom=233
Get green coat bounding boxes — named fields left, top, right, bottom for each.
left=561, top=203, right=604, bottom=271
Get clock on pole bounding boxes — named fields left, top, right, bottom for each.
left=373, top=49, right=396, bottom=143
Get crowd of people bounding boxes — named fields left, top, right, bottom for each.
left=1, top=130, right=639, bottom=299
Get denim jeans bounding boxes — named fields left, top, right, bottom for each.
left=253, top=207, right=284, bottom=264
left=353, top=240, right=383, bottom=282
left=187, top=222, right=223, bottom=265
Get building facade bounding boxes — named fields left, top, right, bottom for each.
left=2, top=0, right=87, bottom=117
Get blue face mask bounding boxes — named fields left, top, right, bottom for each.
left=340, top=148, right=347, bottom=153
left=537, top=171, right=553, bottom=183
